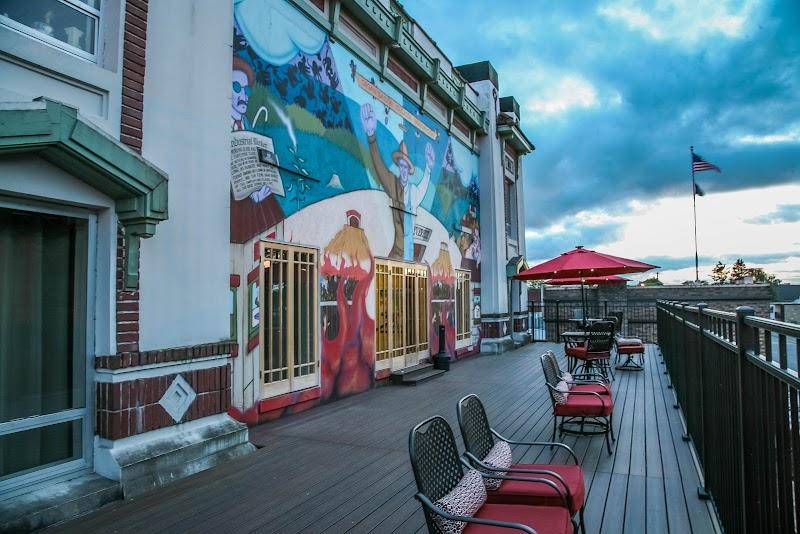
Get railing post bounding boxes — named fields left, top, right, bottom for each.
left=696, top=303, right=710, bottom=498
left=735, top=306, right=754, bottom=532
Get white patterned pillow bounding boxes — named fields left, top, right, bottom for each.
left=433, top=469, right=486, bottom=534
left=562, top=371, right=573, bottom=383
left=481, top=440, right=513, bottom=490
left=554, top=380, right=570, bottom=404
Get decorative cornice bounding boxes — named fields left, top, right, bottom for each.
left=0, top=98, right=168, bottom=289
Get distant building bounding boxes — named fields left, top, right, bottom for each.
left=0, top=0, right=534, bottom=513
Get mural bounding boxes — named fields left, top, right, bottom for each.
left=320, top=211, right=375, bottom=401
left=231, top=0, right=481, bottom=403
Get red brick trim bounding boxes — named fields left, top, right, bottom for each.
left=257, top=387, right=321, bottom=414
left=96, top=364, right=231, bottom=440
left=116, top=225, right=140, bottom=352
left=246, top=335, right=259, bottom=353
left=230, top=274, right=241, bottom=287
left=120, top=0, right=148, bottom=153
left=96, top=340, right=237, bottom=370
left=375, top=368, right=391, bottom=381
left=253, top=241, right=260, bottom=261
left=247, top=266, right=259, bottom=284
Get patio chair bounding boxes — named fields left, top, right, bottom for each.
left=457, top=394, right=587, bottom=533
left=606, top=311, right=646, bottom=370
left=546, top=350, right=613, bottom=400
left=540, top=352, right=615, bottom=455
left=569, top=321, right=615, bottom=380
left=409, top=416, right=575, bottom=533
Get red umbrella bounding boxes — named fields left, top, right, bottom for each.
left=546, top=275, right=630, bottom=286
left=517, top=246, right=658, bottom=322
left=516, top=246, right=658, bottom=280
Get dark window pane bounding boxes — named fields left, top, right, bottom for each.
left=0, top=420, right=82, bottom=480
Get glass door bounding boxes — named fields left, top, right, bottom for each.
left=0, top=203, right=92, bottom=494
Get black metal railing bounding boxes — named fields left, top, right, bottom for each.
left=658, top=300, right=800, bottom=534
left=528, top=300, right=658, bottom=343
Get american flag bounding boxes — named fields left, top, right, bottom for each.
left=692, top=153, right=721, bottom=173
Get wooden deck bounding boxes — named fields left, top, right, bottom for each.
left=54, top=343, right=718, bottom=533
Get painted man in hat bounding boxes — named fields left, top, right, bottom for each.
left=361, top=102, right=434, bottom=260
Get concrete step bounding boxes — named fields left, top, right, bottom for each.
left=391, top=363, right=446, bottom=385
left=400, top=368, right=446, bottom=385
left=0, top=474, right=121, bottom=532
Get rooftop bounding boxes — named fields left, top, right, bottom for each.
left=53, top=343, right=717, bottom=533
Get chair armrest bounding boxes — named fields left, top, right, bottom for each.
left=415, top=493, right=537, bottom=534
left=462, top=452, right=571, bottom=493
left=459, top=458, right=569, bottom=509
left=566, top=380, right=611, bottom=394
left=561, top=389, right=612, bottom=409
left=489, top=430, right=580, bottom=465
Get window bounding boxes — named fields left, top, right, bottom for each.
left=0, top=203, right=92, bottom=492
left=452, top=114, right=471, bottom=142
left=456, top=270, right=471, bottom=343
left=427, top=92, right=448, bottom=121
left=339, top=9, right=379, bottom=60
left=0, top=0, right=100, bottom=61
left=387, top=55, right=419, bottom=93
left=504, top=179, right=512, bottom=239
left=260, top=242, right=319, bottom=396
left=375, top=260, right=428, bottom=370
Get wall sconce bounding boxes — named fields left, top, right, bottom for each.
left=262, top=259, right=271, bottom=269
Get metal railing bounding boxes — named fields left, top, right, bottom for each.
left=658, top=300, right=800, bottom=534
left=528, top=300, right=658, bottom=343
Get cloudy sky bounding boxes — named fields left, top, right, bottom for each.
left=404, top=0, right=800, bottom=284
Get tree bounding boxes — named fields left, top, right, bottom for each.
left=750, top=267, right=782, bottom=285
left=641, top=276, right=663, bottom=287
left=710, top=261, right=728, bottom=284
left=729, top=258, right=748, bottom=283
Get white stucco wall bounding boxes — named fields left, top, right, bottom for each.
left=138, top=0, right=232, bottom=350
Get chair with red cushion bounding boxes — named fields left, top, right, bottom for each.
left=541, top=352, right=615, bottom=455
left=569, top=321, right=615, bottom=380
left=410, top=416, right=575, bottom=534
left=457, top=394, right=587, bottom=533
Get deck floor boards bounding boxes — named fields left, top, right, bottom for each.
left=53, top=343, right=717, bottom=533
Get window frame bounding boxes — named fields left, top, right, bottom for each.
left=0, top=0, right=102, bottom=62
left=0, top=196, right=96, bottom=497
left=455, top=269, right=471, bottom=347
left=259, top=241, right=320, bottom=398
left=338, top=8, right=380, bottom=61
left=375, top=258, right=429, bottom=372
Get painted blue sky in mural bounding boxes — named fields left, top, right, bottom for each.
left=405, top=0, right=800, bottom=283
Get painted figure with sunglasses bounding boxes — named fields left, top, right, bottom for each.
left=232, top=56, right=254, bottom=132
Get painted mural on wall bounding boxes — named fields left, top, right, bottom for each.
left=231, top=0, right=480, bottom=400
left=320, top=210, right=375, bottom=401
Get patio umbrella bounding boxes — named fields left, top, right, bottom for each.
left=516, top=246, right=658, bottom=322
left=545, top=275, right=630, bottom=286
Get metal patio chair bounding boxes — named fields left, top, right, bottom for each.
left=409, top=415, right=575, bottom=533
left=457, top=394, right=587, bottom=533
left=606, top=311, right=646, bottom=370
left=569, top=321, right=615, bottom=380
left=541, top=352, right=615, bottom=455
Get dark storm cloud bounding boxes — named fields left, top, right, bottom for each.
left=404, top=0, right=800, bottom=229
left=745, top=204, right=800, bottom=224
left=525, top=222, right=626, bottom=261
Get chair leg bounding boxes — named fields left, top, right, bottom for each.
left=551, top=415, right=557, bottom=447
left=580, top=508, right=586, bottom=534
left=605, top=417, right=613, bottom=454
left=609, top=412, right=616, bottom=441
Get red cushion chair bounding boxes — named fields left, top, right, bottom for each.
left=542, top=351, right=615, bottom=455
left=409, top=416, right=575, bottom=534
left=457, top=394, right=586, bottom=532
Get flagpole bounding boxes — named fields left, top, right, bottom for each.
left=690, top=145, right=699, bottom=282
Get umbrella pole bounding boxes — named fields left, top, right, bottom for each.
left=581, top=280, right=587, bottom=326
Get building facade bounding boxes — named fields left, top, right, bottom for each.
left=0, top=0, right=533, bottom=523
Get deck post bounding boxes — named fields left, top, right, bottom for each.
left=735, top=306, right=754, bottom=532
left=696, top=303, right=709, bottom=497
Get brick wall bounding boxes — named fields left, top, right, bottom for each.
left=115, top=0, right=149, bottom=350
left=96, top=364, right=231, bottom=440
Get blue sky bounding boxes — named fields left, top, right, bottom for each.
left=403, top=0, right=800, bottom=283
